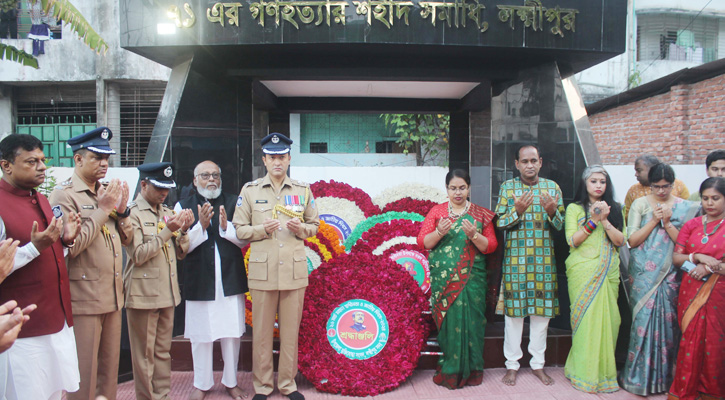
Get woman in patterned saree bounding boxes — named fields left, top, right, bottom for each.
left=564, top=165, right=625, bottom=393
left=620, top=163, right=699, bottom=395
left=668, top=177, right=725, bottom=400
left=417, top=169, right=497, bottom=389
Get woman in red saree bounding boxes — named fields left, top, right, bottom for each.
left=417, top=169, right=497, bottom=389
left=668, top=177, right=725, bottom=400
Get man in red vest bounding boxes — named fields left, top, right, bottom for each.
left=0, top=134, right=82, bottom=400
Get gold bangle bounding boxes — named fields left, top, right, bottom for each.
left=435, top=228, right=443, bottom=237
left=581, top=228, right=591, bottom=236
left=470, top=233, right=479, bottom=241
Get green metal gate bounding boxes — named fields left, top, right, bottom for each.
left=16, top=124, right=97, bottom=167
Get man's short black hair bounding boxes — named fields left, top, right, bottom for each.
left=0, top=134, right=43, bottom=164
left=514, top=144, right=540, bottom=161
left=635, top=154, right=659, bottom=167
left=706, top=150, right=725, bottom=169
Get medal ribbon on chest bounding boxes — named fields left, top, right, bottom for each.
left=273, top=187, right=309, bottom=222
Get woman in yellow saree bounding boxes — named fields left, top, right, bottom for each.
left=564, top=165, right=626, bottom=393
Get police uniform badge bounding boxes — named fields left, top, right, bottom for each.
left=164, top=166, right=173, bottom=178
left=52, top=205, right=63, bottom=219
left=271, top=135, right=279, bottom=144
left=237, top=196, right=243, bottom=207
left=100, top=129, right=110, bottom=140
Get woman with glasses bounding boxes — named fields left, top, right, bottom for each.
left=619, top=163, right=698, bottom=395
left=668, top=177, right=725, bottom=400
left=417, top=169, right=498, bottom=389
left=564, top=165, right=625, bottom=392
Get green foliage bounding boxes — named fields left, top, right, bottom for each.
left=381, top=114, right=449, bottom=166
left=627, top=70, right=642, bottom=89
left=40, top=0, right=109, bottom=55
left=37, top=167, right=58, bottom=197
left=0, top=44, right=39, bottom=68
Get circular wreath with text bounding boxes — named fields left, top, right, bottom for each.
left=298, top=252, right=429, bottom=396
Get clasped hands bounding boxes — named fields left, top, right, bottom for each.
left=263, top=217, right=304, bottom=235
left=30, top=211, right=81, bottom=252
left=689, top=253, right=723, bottom=280
left=513, top=191, right=559, bottom=216
left=588, top=201, right=611, bottom=223
left=652, top=203, right=673, bottom=224
left=166, top=209, right=195, bottom=233
left=436, top=218, right=478, bottom=240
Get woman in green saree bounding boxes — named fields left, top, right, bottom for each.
left=417, top=169, right=498, bottom=389
left=564, top=165, right=626, bottom=393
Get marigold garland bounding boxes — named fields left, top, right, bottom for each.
left=298, top=252, right=429, bottom=396
left=344, top=211, right=424, bottom=250
left=311, top=180, right=381, bottom=217
left=317, top=220, right=346, bottom=254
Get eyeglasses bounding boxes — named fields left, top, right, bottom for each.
left=650, top=183, right=672, bottom=191
left=447, top=186, right=468, bottom=193
left=196, top=172, right=221, bottom=180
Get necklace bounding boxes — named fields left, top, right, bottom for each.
left=701, top=215, right=724, bottom=244
left=448, top=200, right=470, bottom=220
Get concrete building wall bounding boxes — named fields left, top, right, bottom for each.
left=575, top=0, right=724, bottom=104
left=588, top=73, right=725, bottom=166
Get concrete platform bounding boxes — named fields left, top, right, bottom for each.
left=112, top=368, right=667, bottom=400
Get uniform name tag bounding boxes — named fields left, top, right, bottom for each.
left=81, top=205, right=95, bottom=209
left=143, top=222, right=155, bottom=227
left=255, top=200, right=268, bottom=204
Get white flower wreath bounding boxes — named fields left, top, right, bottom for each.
left=372, top=183, right=447, bottom=209
left=315, top=196, right=367, bottom=233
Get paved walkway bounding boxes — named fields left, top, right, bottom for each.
left=114, top=368, right=666, bottom=400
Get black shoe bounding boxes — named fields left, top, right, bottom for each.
left=251, top=395, right=268, bottom=400
left=287, top=391, right=305, bottom=400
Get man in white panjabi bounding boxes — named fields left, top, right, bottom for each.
left=175, top=161, right=249, bottom=400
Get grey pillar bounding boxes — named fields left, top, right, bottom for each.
left=106, top=83, right=121, bottom=166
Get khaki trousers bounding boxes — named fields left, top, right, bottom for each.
left=126, top=307, right=175, bottom=400
left=250, top=288, right=305, bottom=396
left=67, top=310, right=122, bottom=400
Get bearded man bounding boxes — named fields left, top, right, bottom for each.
left=175, top=161, right=249, bottom=400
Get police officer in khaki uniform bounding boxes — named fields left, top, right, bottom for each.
left=233, top=133, right=319, bottom=400
left=49, top=127, right=132, bottom=400
left=124, top=162, right=195, bottom=400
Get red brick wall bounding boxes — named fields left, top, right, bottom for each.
left=588, top=73, right=725, bottom=165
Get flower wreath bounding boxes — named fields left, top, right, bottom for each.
left=372, top=183, right=447, bottom=209
left=315, top=197, right=367, bottom=242
left=311, top=180, right=381, bottom=217
left=382, top=197, right=439, bottom=217
left=343, top=211, right=424, bottom=250
left=298, top=252, right=430, bottom=396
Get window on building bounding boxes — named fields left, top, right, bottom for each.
left=637, top=14, right=720, bottom=63
left=309, top=142, right=328, bottom=153
left=119, top=83, right=166, bottom=166
left=375, top=141, right=397, bottom=153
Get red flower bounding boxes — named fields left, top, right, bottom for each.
left=311, top=180, right=381, bottom=217
left=382, top=197, right=438, bottom=216
left=298, top=252, right=430, bottom=396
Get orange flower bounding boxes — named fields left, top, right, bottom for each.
left=318, top=220, right=346, bottom=255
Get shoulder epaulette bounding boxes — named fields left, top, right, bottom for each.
left=127, top=201, right=138, bottom=209
left=290, top=179, right=309, bottom=187
left=245, top=179, right=261, bottom=187
left=57, top=179, right=73, bottom=189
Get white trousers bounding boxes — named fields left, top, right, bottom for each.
left=503, top=315, right=550, bottom=370
left=191, top=337, right=241, bottom=391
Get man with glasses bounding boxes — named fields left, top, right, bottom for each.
left=495, top=144, right=564, bottom=387
left=0, top=133, right=82, bottom=400
left=175, top=161, right=249, bottom=400
left=624, top=155, right=689, bottom=220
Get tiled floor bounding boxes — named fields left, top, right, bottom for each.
left=113, top=368, right=666, bottom=400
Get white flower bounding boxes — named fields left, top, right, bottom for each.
left=372, top=183, right=447, bottom=208
left=372, top=237, right=418, bottom=255
left=315, top=197, right=366, bottom=233
left=305, top=246, right=322, bottom=271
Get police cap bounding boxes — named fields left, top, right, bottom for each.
left=138, top=162, right=176, bottom=189
left=67, top=127, right=115, bottom=154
